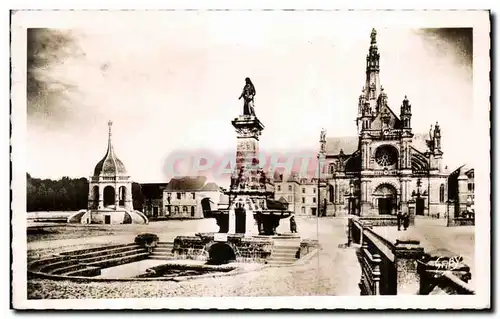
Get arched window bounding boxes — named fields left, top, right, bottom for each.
left=183, top=206, right=188, bottom=214
left=439, top=184, right=445, bottom=203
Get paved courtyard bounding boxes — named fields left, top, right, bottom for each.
left=27, top=216, right=475, bottom=298
left=28, top=217, right=361, bottom=298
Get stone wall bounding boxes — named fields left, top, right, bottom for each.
left=348, top=217, right=474, bottom=295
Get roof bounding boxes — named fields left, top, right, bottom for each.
left=325, top=132, right=430, bottom=156
left=164, top=176, right=220, bottom=192
left=201, top=182, right=220, bottom=192
left=140, top=183, right=168, bottom=199
left=450, top=164, right=474, bottom=177
left=93, top=122, right=128, bottom=177
left=325, top=136, right=358, bottom=156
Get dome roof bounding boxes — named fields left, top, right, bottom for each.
left=93, top=121, right=128, bottom=177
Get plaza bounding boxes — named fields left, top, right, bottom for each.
left=23, top=25, right=479, bottom=302
left=27, top=215, right=474, bottom=298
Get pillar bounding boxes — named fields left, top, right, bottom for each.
left=115, top=184, right=120, bottom=209
left=228, top=201, right=236, bottom=234
left=98, top=185, right=104, bottom=210
left=125, top=183, right=133, bottom=210
left=393, top=240, right=425, bottom=295
left=244, top=204, right=258, bottom=236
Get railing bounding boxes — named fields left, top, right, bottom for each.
left=348, top=216, right=474, bottom=295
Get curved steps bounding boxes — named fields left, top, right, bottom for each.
left=29, top=243, right=150, bottom=278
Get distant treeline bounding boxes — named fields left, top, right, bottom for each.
left=27, top=174, right=144, bottom=212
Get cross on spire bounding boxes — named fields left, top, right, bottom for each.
left=108, top=120, right=113, bottom=138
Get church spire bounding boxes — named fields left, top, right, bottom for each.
left=365, top=28, right=381, bottom=107
left=107, top=120, right=114, bottom=155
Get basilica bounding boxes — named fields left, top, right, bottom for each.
left=321, top=29, right=449, bottom=217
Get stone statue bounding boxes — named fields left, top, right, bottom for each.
left=239, top=77, right=256, bottom=116
left=320, top=128, right=326, bottom=142
left=371, top=28, right=377, bottom=44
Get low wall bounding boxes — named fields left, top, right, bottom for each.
left=297, top=239, right=319, bottom=258
left=357, top=215, right=415, bottom=227
left=172, top=234, right=274, bottom=263
left=348, top=217, right=474, bottom=295
left=447, top=217, right=475, bottom=227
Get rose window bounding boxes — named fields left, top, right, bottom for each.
left=375, top=145, right=398, bottom=167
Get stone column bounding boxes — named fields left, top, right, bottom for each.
left=228, top=200, right=236, bottom=234
left=393, top=239, right=425, bottom=295
left=125, top=183, right=133, bottom=210
left=115, top=185, right=120, bottom=210
left=98, top=185, right=104, bottom=210
left=244, top=204, right=258, bottom=236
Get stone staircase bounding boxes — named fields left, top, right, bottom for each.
left=267, top=243, right=300, bottom=265
left=149, top=242, right=175, bottom=260
left=29, top=243, right=149, bottom=277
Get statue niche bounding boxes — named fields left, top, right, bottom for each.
left=238, top=77, right=256, bottom=116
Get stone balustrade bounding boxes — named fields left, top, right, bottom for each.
left=348, top=216, right=474, bottom=295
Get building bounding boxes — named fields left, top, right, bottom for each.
left=163, top=176, right=222, bottom=219
left=144, top=176, right=221, bottom=219
left=141, top=182, right=168, bottom=219
left=447, top=164, right=474, bottom=217
left=274, top=174, right=327, bottom=216
left=322, top=29, right=448, bottom=217
left=69, top=121, right=148, bottom=224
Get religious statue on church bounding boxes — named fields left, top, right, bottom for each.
left=238, top=77, right=256, bottom=116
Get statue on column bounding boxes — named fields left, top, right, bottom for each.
left=320, top=128, right=327, bottom=154
left=238, top=77, right=256, bottom=116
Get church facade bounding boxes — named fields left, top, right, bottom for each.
left=322, top=29, right=449, bottom=218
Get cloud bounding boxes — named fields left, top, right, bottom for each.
left=27, top=28, right=84, bottom=122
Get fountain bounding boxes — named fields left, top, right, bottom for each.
left=172, top=77, right=296, bottom=264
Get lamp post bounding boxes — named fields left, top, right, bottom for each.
left=348, top=179, right=354, bottom=215
left=317, top=153, right=321, bottom=218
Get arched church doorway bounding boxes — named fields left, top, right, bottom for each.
left=103, top=186, right=115, bottom=207
left=118, top=186, right=126, bottom=207
left=373, top=184, right=397, bottom=215
left=92, top=186, right=99, bottom=209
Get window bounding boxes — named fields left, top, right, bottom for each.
left=301, top=207, right=305, bottom=215
left=329, top=185, right=334, bottom=202
left=183, top=206, right=188, bottom=213
left=468, top=183, right=474, bottom=192
left=176, top=192, right=182, bottom=200
left=311, top=208, right=317, bottom=216
left=166, top=206, right=171, bottom=215
left=277, top=185, right=281, bottom=191
left=288, top=195, right=292, bottom=202
left=439, top=184, right=445, bottom=203
left=191, top=206, right=195, bottom=217
left=329, top=164, right=335, bottom=174
left=302, top=188, right=306, bottom=194
left=288, top=185, right=292, bottom=191
left=313, top=197, right=316, bottom=203
left=302, top=197, right=305, bottom=204
left=192, top=192, right=196, bottom=199
left=174, top=206, right=179, bottom=214
left=313, top=188, right=316, bottom=194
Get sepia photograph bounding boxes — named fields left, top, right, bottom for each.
left=10, top=9, right=491, bottom=310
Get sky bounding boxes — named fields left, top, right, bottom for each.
left=26, top=11, right=474, bottom=186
